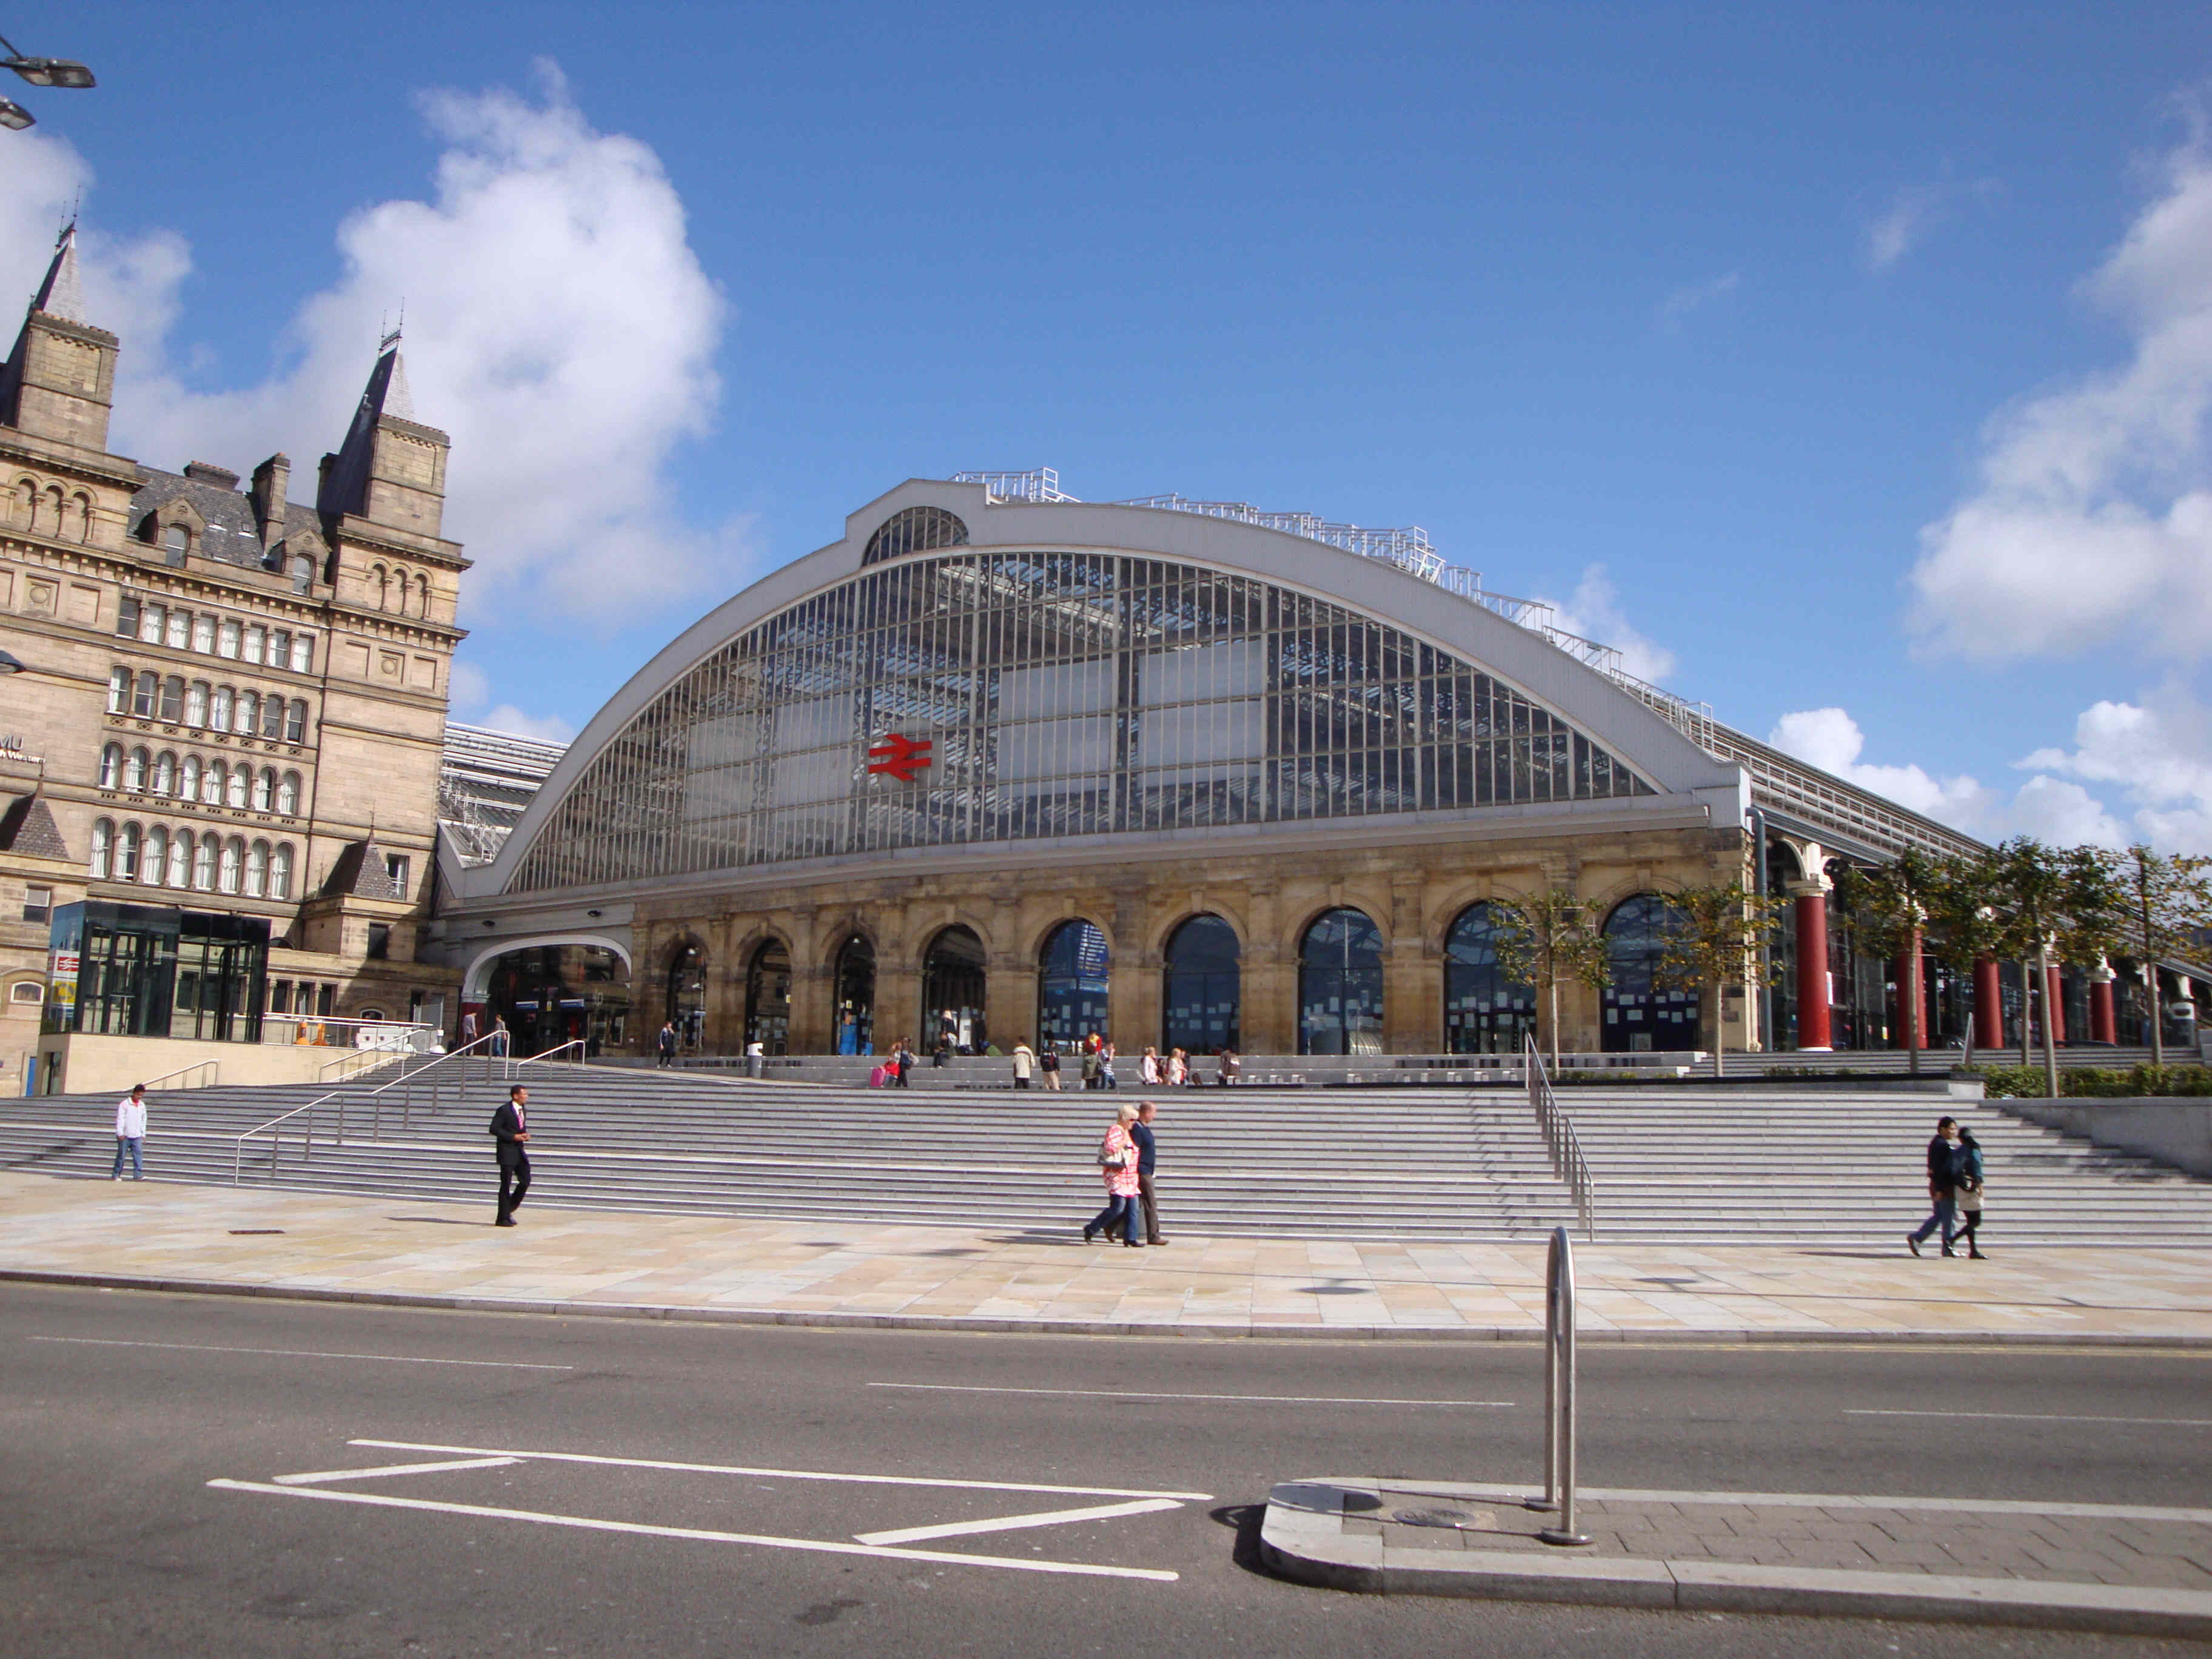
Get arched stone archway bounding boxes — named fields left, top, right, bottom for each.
left=832, top=934, right=876, bottom=1055
left=744, top=937, right=792, bottom=1054
left=1443, top=900, right=1535, bottom=1055
left=1602, top=893, right=1697, bottom=1053
left=1037, top=919, right=1110, bottom=1052
left=1298, top=907, right=1384, bottom=1055
left=666, top=940, right=709, bottom=1053
left=1162, top=914, right=1240, bottom=1056
left=922, top=925, right=987, bottom=1054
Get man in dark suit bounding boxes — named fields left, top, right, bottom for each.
left=491, top=1084, right=531, bottom=1227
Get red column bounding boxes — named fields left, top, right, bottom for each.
left=1972, top=959, right=2003, bottom=1050
left=2045, top=964, right=2067, bottom=1045
left=2090, top=974, right=2117, bottom=1045
left=1794, top=886, right=1832, bottom=1051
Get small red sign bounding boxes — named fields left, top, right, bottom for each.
left=867, top=732, right=933, bottom=782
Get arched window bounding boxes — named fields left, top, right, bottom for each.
left=144, top=828, right=167, bottom=885
left=1162, top=914, right=1241, bottom=1056
left=124, top=747, right=149, bottom=793
left=1037, top=920, right=1110, bottom=1052
left=285, top=700, right=307, bottom=743
left=250, top=767, right=273, bottom=811
left=1298, top=907, right=1384, bottom=1056
left=372, top=565, right=390, bottom=609
left=226, top=763, right=249, bottom=809
left=666, top=942, right=708, bottom=1050
left=1602, top=893, right=1697, bottom=1054
left=415, top=574, right=431, bottom=617
left=833, top=934, right=875, bottom=1056
left=98, top=743, right=123, bottom=789
left=12, top=477, right=32, bottom=526
left=185, top=681, right=209, bottom=727
left=922, top=925, right=988, bottom=1054
left=132, top=671, right=158, bottom=717
left=41, top=484, right=62, bottom=535
left=218, top=837, right=244, bottom=894
left=69, top=492, right=92, bottom=541
left=152, top=751, right=176, bottom=797
left=179, top=754, right=201, bottom=800
left=861, top=506, right=969, bottom=565
left=238, top=692, right=260, bottom=736
left=158, top=675, right=183, bottom=723
left=107, top=665, right=129, bottom=712
left=246, top=840, right=270, bottom=898
left=210, top=685, right=233, bottom=732
left=117, top=821, right=142, bottom=880
left=269, top=842, right=294, bottom=900
left=261, top=691, right=285, bottom=739
left=89, top=819, right=113, bottom=879
left=744, top=938, right=792, bottom=1055
left=192, top=834, right=216, bottom=890
left=276, top=771, right=301, bottom=815
left=167, top=830, right=192, bottom=888
left=165, top=609, right=189, bottom=649
left=1444, top=901, right=1537, bottom=1056
left=203, top=760, right=227, bottom=806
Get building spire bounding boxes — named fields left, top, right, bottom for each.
left=27, top=220, right=85, bottom=325
left=315, top=324, right=433, bottom=521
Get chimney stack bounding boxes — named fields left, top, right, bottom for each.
left=250, top=453, right=290, bottom=551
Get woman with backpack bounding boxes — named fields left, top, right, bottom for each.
left=1954, top=1127, right=1988, bottom=1259
left=1082, top=1104, right=1145, bottom=1248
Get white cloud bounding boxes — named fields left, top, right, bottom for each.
left=1657, top=269, right=1740, bottom=329
left=0, top=129, right=192, bottom=361
left=1911, top=128, right=2212, bottom=662
left=1768, top=706, right=1996, bottom=831
left=2015, top=695, right=2212, bottom=851
left=1867, top=184, right=1947, bottom=269
left=1539, top=563, right=1677, bottom=685
left=2008, top=775, right=2130, bottom=847
left=477, top=705, right=577, bottom=745
left=5, top=64, right=736, bottom=620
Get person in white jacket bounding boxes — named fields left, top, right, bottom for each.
left=112, top=1084, right=147, bottom=1180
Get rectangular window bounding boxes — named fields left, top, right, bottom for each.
left=289, top=634, right=313, bottom=674
left=138, top=603, right=164, bottom=645
left=192, top=614, right=215, bottom=653
left=270, top=629, right=290, bottom=670
left=384, top=853, right=411, bottom=898
left=22, top=885, right=52, bottom=923
left=269, top=979, right=290, bottom=1015
left=284, top=702, right=306, bottom=743
left=366, top=923, right=391, bottom=960
left=165, top=610, right=190, bottom=649
left=217, top=620, right=241, bottom=659
left=244, top=625, right=266, bottom=666
left=114, top=597, right=139, bottom=638
left=316, top=982, right=334, bottom=1017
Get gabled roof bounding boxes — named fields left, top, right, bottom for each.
left=319, top=839, right=403, bottom=901
left=0, top=793, right=70, bottom=861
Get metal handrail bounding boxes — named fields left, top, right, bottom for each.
left=231, top=1031, right=503, bottom=1182
left=1526, top=1037, right=1595, bottom=1240
left=509, top=1038, right=588, bottom=1072
left=138, top=1059, right=218, bottom=1091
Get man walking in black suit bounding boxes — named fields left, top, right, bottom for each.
left=491, top=1084, right=531, bottom=1227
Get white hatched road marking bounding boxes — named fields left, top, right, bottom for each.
left=1848, top=1408, right=2212, bottom=1429
left=855, top=1497, right=1182, bottom=1546
left=275, top=1456, right=523, bottom=1486
left=28, top=1336, right=571, bottom=1370
left=206, top=1481, right=1180, bottom=1581
left=870, top=1381, right=1514, bottom=1407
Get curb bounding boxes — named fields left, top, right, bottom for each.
left=1258, top=1480, right=2212, bottom=1638
left=4, top=1267, right=2211, bottom=1347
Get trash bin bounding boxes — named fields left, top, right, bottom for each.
left=746, top=1053, right=763, bottom=1079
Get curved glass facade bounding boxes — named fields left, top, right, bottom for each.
left=511, top=551, right=1654, bottom=893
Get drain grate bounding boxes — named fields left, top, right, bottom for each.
left=227, top=1228, right=285, bottom=1235
left=1391, top=1506, right=1496, bottom=1530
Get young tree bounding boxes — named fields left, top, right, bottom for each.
left=1834, top=848, right=1950, bottom=1076
left=1491, top=888, right=1611, bottom=1072
left=1654, top=882, right=1784, bottom=1078
left=2117, top=845, right=2212, bottom=1067
left=1916, top=852, right=2009, bottom=1067
left=1974, top=839, right=2128, bottom=1099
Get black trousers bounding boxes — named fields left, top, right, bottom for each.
left=497, top=1153, right=531, bottom=1219
left=1105, top=1172, right=1161, bottom=1242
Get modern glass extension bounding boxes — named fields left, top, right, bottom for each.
left=512, top=551, right=1653, bottom=892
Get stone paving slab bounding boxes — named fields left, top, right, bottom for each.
left=3, top=1171, right=2211, bottom=1342
left=1259, top=1477, right=2212, bottom=1636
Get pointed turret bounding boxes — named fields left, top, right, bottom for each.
left=315, top=329, right=447, bottom=537
left=0, top=221, right=117, bottom=449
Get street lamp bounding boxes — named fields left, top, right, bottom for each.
left=1, top=33, right=96, bottom=89
left=0, top=95, right=30, bottom=130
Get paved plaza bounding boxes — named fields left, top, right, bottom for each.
left=5, top=1170, right=2208, bottom=1342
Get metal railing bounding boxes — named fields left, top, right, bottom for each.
left=1526, top=1037, right=1595, bottom=1239
left=262, top=1013, right=438, bottom=1053
left=139, top=1059, right=218, bottom=1091
left=1524, top=1226, right=1591, bottom=1546
left=232, top=1031, right=514, bottom=1182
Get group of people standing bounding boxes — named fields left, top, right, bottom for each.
left=1908, top=1114, right=1988, bottom=1259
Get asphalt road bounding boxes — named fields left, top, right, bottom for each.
left=3, top=1281, right=2208, bottom=1657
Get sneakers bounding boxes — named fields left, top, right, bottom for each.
left=1906, top=1234, right=1920, bottom=1256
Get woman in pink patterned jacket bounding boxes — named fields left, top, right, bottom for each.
left=1082, top=1104, right=1145, bottom=1248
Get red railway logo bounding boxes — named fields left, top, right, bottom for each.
left=866, top=732, right=933, bottom=782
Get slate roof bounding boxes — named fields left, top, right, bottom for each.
left=126, top=464, right=323, bottom=575
left=318, top=839, right=403, bottom=901
left=0, top=793, right=70, bottom=861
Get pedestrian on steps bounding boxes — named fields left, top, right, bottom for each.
left=1040, top=1043, right=1063, bottom=1090
left=1907, top=1115, right=1963, bottom=1257
left=1011, top=1041, right=1034, bottom=1090
left=1953, top=1127, right=1988, bottom=1259
left=112, top=1083, right=147, bottom=1180
left=1082, top=1104, right=1145, bottom=1248
left=657, top=1021, right=678, bottom=1068
left=490, top=1084, right=532, bottom=1227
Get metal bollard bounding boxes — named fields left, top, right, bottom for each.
left=1526, top=1225, right=1592, bottom=1546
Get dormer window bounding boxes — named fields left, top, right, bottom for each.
left=163, top=524, right=188, bottom=566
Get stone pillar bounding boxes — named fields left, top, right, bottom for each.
left=1788, top=877, right=1834, bottom=1052
left=1108, top=886, right=1153, bottom=1055
left=2045, top=963, right=2067, bottom=1045
left=1973, top=958, right=2003, bottom=1050
left=2090, top=959, right=2118, bottom=1046
left=1242, top=882, right=1289, bottom=1054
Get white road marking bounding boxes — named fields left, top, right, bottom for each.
left=275, top=1456, right=524, bottom=1486
left=1848, top=1408, right=2212, bottom=1429
left=347, top=1438, right=1213, bottom=1502
left=856, top=1497, right=1182, bottom=1546
left=869, top=1382, right=1514, bottom=1408
left=206, top=1480, right=1179, bottom=1581
left=27, top=1336, right=571, bottom=1371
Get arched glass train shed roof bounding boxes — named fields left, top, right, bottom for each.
left=451, top=477, right=1977, bottom=908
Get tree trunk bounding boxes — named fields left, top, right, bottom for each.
left=2020, top=960, right=2033, bottom=1070
left=2039, top=942, right=2062, bottom=1100
left=1712, top=978, right=1725, bottom=1078
left=1905, top=930, right=1922, bottom=1078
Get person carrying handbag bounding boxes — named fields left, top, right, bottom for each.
left=1082, top=1105, right=1145, bottom=1248
left=1953, top=1127, right=1988, bottom=1259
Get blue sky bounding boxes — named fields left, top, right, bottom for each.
left=8, top=2, right=2212, bottom=847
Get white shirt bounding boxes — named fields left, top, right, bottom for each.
left=115, top=1096, right=147, bottom=1138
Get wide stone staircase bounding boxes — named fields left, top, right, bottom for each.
left=2, top=1067, right=2207, bottom=1244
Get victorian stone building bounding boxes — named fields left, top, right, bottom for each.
left=1, top=226, right=468, bottom=1092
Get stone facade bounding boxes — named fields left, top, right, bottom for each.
left=0, top=226, right=468, bottom=1075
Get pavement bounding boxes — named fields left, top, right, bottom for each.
left=5, top=1168, right=2212, bottom=1344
